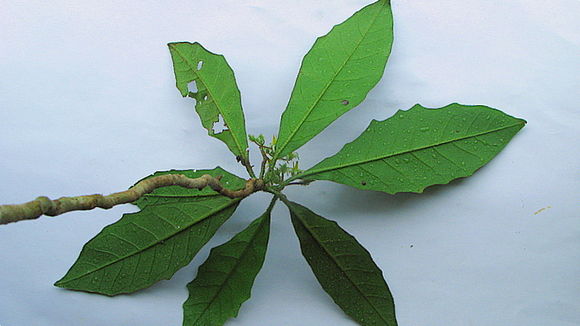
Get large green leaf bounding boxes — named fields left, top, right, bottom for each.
left=133, top=167, right=247, bottom=209
left=286, top=200, right=397, bottom=326
left=293, top=103, right=526, bottom=194
left=169, top=42, right=249, bottom=159
left=274, top=0, right=393, bottom=160
left=54, top=168, right=245, bottom=296
left=182, top=198, right=274, bottom=326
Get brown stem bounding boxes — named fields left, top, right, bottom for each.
left=237, top=152, right=257, bottom=179
left=258, top=148, right=270, bottom=179
left=0, top=174, right=264, bottom=225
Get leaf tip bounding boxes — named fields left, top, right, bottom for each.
left=379, top=0, right=391, bottom=6
left=167, top=41, right=187, bottom=51
left=53, top=278, right=69, bottom=289
left=167, top=41, right=205, bottom=54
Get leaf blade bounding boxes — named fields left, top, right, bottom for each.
left=169, top=42, right=249, bottom=158
left=55, top=168, right=245, bottom=296
left=274, top=0, right=394, bottom=159
left=182, top=199, right=274, bottom=326
left=297, top=104, right=526, bottom=194
left=286, top=200, right=397, bottom=326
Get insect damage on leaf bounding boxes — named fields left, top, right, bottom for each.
left=211, top=115, right=229, bottom=134
left=186, top=81, right=230, bottom=135
left=188, top=80, right=199, bottom=93
left=169, top=42, right=249, bottom=159
left=0, top=1, right=529, bottom=326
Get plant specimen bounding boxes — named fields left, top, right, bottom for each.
left=0, top=0, right=526, bottom=325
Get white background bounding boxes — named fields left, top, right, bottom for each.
left=1, top=0, right=579, bottom=325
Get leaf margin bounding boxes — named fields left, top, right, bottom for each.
left=168, top=41, right=249, bottom=159
left=182, top=197, right=275, bottom=326
left=284, top=199, right=397, bottom=326
left=273, top=0, right=394, bottom=160
left=54, top=168, right=246, bottom=296
left=290, top=103, right=527, bottom=194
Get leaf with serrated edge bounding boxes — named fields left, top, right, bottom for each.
left=133, top=167, right=246, bottom=209
left=182, top=198, right=274, bottom=326
left=286, top=200, right=397, bottom=326
left=294, top=103, right=526, bottom=194
left=169, top=42, right=249, bottom=158
left=274, top=0, right=393, bottom=160
left=54, top=168, right=245, bottom=296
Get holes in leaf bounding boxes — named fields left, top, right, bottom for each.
left=197, top=61, right=204, bottom=70
left=188, top=80, right=198, bottom=93
left=212, top=115, right=229, bottom=134
left=341, top=100, right=349, bottom=105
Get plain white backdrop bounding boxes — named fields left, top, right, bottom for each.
left=1, top=0, right=579, bottom=325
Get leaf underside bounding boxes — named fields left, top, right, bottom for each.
left=287, top=200, right=397, bottom=326
left=55, top=168, right=245, bottom=296
left=169, top=42, right=249, bottom=158
left=133, top=167, right=247, bottom=209
left=275, top=0, right=394, bottom=159
left=182, top=201, right=273, bottom=326
left=298, top=103, right=526, bottom=194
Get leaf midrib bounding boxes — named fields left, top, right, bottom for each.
left=58, top=198, right=242, bottom=285
left=296, top=120, right=524, bottom=180
left=274, top=4, right=384, bottom=160
left=172, top=45, right=246, bottom=158
left=293, top=210, right=391, bottom=324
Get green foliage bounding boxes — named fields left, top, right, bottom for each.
left=292, top=104, right=526, bottom=194
left=169, top=42, right=249, bottom=159
left=55, top=168, right=243, bottom=295
left=183, top=199, right=273, bottom=326
left=274, top=0, right=394, bottom=160
left=250, top=134, right=303, bottom=184
left=46, top=1, right=525, bottom=325
left=286, top=200, right=397, bottom=326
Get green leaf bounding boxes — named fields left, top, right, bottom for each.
left=133, top=167, right=247, bottom=209
left=286, top=200, right=397, bottom=326
left=182, top=198, right=274, bottom=326
left=54, top=168, right=245, bottom=296
left=274, top=0, right=394, bottom=160
left=295, top=103, right=526, bottom=194
left=169, top=42, right=249, bottom=158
